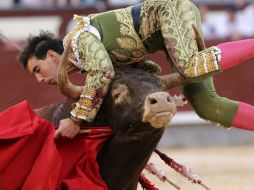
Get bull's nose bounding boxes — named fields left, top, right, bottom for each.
left=143, top=92, right=177, bottom=128
left=147, top=92, right=171, bottom=106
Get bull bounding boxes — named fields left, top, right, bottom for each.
left=34, top=27, right=209, bottom=190
left=35, top=66, right=186, bottom=190
left=36, top=68, right=184, bottom=190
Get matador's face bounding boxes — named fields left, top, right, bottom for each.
left=27, top=50, right=60, bottom=85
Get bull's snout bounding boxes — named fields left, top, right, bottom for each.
left=146, top=92, right=172, bottom=108
left=142, top=92, right=177, bottom=128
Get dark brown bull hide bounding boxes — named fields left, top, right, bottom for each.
left=98, top=68, right=167, bottom=190
left=36, top=68, right=173, bottom=190
left=36, top=67, right=183, bottom=190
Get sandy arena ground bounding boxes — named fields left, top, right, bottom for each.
left=137, top=145, right=254, bottom=190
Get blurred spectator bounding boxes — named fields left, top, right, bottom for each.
left=233, top=0, right=246, bottom=10
left=198, top=4, right=233, bottom=40
left=217, top=0, right=254, bottom=40
left=14, top=0, right=100, bottom=8
left=235, top=2, right=254, bottom=38
left=226, top=5, right=242, bottom=40
left=0, top=0, right=13, bottom=9
left=14, top=0, right=55, bottom=8
left=81, top=0, right=97, bottom=7
left=107, top=0, right=142, bottom=7
left=57, top=0, right=102, bottom=7
left=198, top=4, right=217, bottom=40
left=198, top=0, right=254, bottom=40
left=212, top=5, right=242, bottom=40
left=218, top=5, right=242, bottom=40
left=56, top=0, right=80, bottom=7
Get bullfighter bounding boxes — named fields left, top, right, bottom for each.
left=19, top=0, right=254, bottom=138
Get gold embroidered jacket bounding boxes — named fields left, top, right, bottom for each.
left=64, top=0, right=222, bottom=122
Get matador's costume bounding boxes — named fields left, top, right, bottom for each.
left=63, top=0, right=254, bottom=130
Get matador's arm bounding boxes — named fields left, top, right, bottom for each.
left=70, top=32, right=114, bottom=122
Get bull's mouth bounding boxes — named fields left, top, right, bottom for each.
left=154, top=111, right=173, bottom=117
left=143, top=111, right=175, bottom=129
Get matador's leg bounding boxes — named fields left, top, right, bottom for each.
left=157, top=0, right=221, bottom=79
left=157, top=0, right=254, bottom=81
left=182, top=78, right=254, bottom=131
left=159, top=0, right=254, bottom=130
left=182, top=77, right=238, bottom=128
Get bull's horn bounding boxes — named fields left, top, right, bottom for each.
left=192, top=24, right=206, bottom=51
left=57, top=40, right=83, bottom=99
left=159, top=25, right=205, bottom=91
left=158, top=72, right=186, bottom=91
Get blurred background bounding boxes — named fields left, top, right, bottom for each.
left=0, top=0, right=253, bottom=146
left=0, top=1, right=254, bottom=189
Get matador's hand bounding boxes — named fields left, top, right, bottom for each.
left=54, top=118, right=80, bottom=139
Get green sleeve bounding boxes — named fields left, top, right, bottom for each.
left=70, top=32, right=114, bottom=122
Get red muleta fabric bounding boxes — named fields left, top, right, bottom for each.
left=0, top=101, right=112, bottom=190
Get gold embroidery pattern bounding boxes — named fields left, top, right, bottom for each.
left=70, top=32, right=114, bottom=122
left=140, top=0, right=197, bottom=69
left=71, top=107, right=97, bottom=122
left=71, top=87, right=104, bottom=122
left=78, top=33, right=114, bottom=86
left=183, top=47, right=221, bottom=78
left=63, top=15, right=91, bottom=66
left=111, top=7, right=147, bottom=65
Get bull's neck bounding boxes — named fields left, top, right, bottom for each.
left=97, top=127, right=164, bottom=190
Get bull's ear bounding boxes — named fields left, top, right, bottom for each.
left=111, top=84, right=131, bottom=106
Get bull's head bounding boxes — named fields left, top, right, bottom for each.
left=57, top=46, right=188, bottom=130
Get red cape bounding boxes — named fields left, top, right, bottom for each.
left=0, top=101, right=112, bottom=190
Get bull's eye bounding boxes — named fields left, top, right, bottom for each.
left=111, top=84, right=131, bottom=106
left=167, top=96, right=171, bottom=102
left=113, top=92, right=121, bottom=100
left=149, top=98, right=157, bottom=105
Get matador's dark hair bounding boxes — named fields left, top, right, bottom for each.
left=19, top=30, right=64, bottom=68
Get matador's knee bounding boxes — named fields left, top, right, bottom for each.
left=182, top=79, right=238, bottom=128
